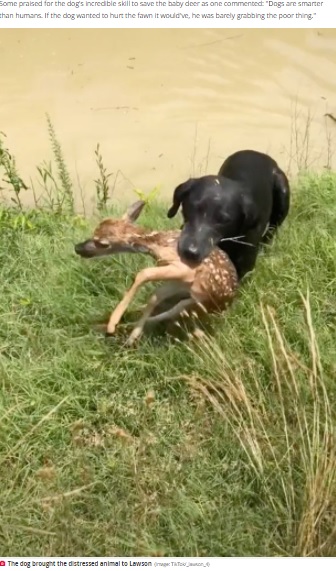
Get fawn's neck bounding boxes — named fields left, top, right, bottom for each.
left=124, top=227, right=180, bottom=260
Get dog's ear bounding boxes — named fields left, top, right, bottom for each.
left=167, top=179, right=195, bottom=218
left=241, top=195, right=258, bottom=230
left=122, top=200, right=146, bottom=222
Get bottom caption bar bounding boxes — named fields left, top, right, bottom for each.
left=1, top=558, right=335, bottom=569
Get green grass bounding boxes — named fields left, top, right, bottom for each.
left=0, top=168, right=335, bottom=556
left=1, top=113, right=336, bottom=557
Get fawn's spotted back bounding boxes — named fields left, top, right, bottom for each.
left=192, top=248, right=239, bottom=311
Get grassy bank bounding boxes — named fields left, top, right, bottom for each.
left=0, top=126, right=336, bottom=556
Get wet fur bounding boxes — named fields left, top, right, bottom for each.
left=167, top=149, right=290, bottom=280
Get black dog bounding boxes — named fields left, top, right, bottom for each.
left=167, top=149, right=290, bottom=280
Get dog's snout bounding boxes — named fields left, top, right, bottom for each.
left=178, top=224, right=215, bottom=264
left=186, top=244, right=200, bottom=258
left=179, top=243, right=202, bottom=263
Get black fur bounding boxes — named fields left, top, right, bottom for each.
left=167, top=149, right=290, bottom=279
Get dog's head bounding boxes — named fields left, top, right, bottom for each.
left=74, top=200, right=146, bottom=259
left=167, top=175, right=256, bottom=264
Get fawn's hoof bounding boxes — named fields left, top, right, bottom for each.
left=105, top=330, right=116, bottom=338
left=105, top=323, right=117, bottom=336
left=125, top=332, right=141, bottom=346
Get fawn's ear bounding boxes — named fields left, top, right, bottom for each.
left=122, top=200, right=146, bottom=222
left=167, top=178, right=195, bottom=218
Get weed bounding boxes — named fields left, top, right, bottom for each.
left=94, top=144, right=113, bottom=213
left=184, top=298, right=336, bottom=556
left=0, top=131, right=28, bottom=209
left=132, top=185, right=161, bottom=205
left=46, top=114, right=74, bottom=214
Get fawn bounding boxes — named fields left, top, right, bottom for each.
left=75, top=200, right=239, bottom=345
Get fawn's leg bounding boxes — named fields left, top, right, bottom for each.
left=106, top=265, right=189, bottom=335
left=126, top=283, right=189, bottom=345
left=145, top=298, right=196, bottom=325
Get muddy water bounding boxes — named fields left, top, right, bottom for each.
left=1, top=29, right=336, bottom=210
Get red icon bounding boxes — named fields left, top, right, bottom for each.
left=0, top=562, right=6, bottom=566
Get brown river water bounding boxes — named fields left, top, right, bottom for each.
left=1, top=28, right=336, bottom=210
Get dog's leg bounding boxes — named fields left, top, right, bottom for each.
left=263, top=167, right=290, bottom=244
left=106, top=265, right=188, bottom=335
left=126, top=283, right=189, bottom=345
left=233, top=245, right=259, bottom=280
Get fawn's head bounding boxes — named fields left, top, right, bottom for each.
left=74, top=200, right=147, bottom=259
